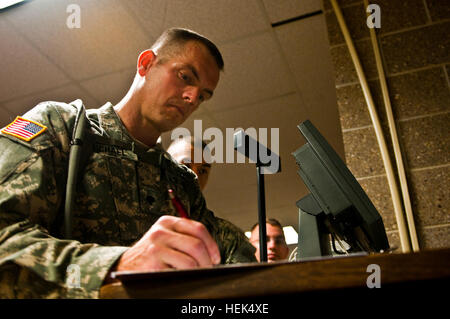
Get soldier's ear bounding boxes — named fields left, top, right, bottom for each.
left=137, top=50, right=156, bottom=76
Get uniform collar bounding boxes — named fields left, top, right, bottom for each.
left=95, top=102, right=166, bottom=154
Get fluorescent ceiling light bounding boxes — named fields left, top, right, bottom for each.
left=245, top=226, right=298, bottom=245
left=0, top=0, right=26, bottom=10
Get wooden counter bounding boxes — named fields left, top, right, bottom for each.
left=100, top=248, right=450, bottom=299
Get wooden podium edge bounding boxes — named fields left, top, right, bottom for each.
left=100, top=248, right=450, bottom=299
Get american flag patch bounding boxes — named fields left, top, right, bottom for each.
left=1, top=117, right=47, bottom=142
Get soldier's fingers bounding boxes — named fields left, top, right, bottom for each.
left=138, top=244, right=199, bottom=271
left=158, top=245, right=202, bottom=270
left=166, top=216, right=221, bottom=265
left=148, top=219, right=216, bottom=267
left=115, top=243, right=172, bottom=272
left=164, top=231, right=215, bottom=267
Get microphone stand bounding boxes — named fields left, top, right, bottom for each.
left=256, top=163, right=268, bottom=262
left=233, top=129, right=281, bottom=263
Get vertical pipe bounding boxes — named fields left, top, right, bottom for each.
left=363, top=0, right=419, bottom=251
left=330, top=0, right=411, bottom=252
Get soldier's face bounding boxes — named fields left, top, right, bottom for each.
left=250, top=224, right=289, bottom=262
left=139, top=41, right=220, bottom=133
left=168, top=142, right=212, bottom=191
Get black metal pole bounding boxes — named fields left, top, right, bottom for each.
left=256, top=165, right=267, bottom=262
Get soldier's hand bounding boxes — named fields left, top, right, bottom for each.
left=113, top=215, right=221, bottom=272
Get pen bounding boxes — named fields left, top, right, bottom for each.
left=168, top=188, right=189, bottom=219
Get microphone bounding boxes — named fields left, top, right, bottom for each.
left=233, top=129, right=281, bottom=262
left=233, top=129, right=281, bottom=174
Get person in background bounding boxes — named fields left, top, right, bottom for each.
left=250, top=218, right=289, bottom=262
left=167, top=136, right=211, bottom=192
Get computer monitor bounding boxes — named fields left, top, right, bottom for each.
left=292, top=120, right=390, bottom=259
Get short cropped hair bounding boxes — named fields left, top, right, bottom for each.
left=251, top=218, right=284, bottom=232
left=151, top=28, right=224, bottom=71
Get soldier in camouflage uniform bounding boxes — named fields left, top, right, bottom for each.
left=0, top=28, right=256, bottom=298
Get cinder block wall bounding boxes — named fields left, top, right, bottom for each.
left=322, top=0, right=449, bottom=251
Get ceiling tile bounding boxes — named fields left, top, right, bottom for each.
left=4, top=0, right=151, bottom=80
left=205, top=161, right=258, bottom=190
left=0, top=19, right=70, bottom=102
left=210, top=93, right=306, bottom=128
left=79, top=68, right=136, bottom=107
left=275, top=15, right=344, bottom=156
left=207, top=32, right=297, bottom=112
left=275, top=15, right=336, bottom=113
left=209, top=93, right=308, bottom=151
left=3, top=84, right=100, bottom=117
left=121, top=0, right=167, bottom=37
left=204, top=179, right=259, bottom=226
left=163, top=0, right=269, bottom=44
left=262, top=0, right=322, bottom=24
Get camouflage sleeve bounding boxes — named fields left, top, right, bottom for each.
left=0, top=102, right=128, bottom=298
left=213, top=217, right=257, bottom=264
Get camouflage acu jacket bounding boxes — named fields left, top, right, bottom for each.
left=0, top=100, right=256, bottom=298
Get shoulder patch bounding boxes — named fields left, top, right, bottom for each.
left=1, top=116, right=47, bottom=142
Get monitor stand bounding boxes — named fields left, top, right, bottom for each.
left=296, top=194, right=333, bottom=260
left=296, top=194, right=372, bottom=261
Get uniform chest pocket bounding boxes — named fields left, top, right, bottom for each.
left=106, top=157, right=177, bottom=244
left=136, top=161, right=178, bottom=222
left=73, top=153, right=122, bottom=245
